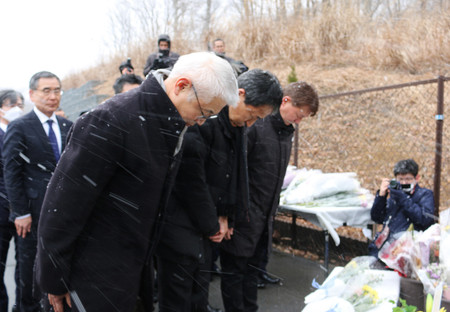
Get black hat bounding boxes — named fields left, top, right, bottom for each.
left=119, top=58, right=134, bottom=73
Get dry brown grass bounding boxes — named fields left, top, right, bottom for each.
left=63, top=7, right=449, bottom=96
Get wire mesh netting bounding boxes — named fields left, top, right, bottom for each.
left=292, top=77, right=449, bottom=211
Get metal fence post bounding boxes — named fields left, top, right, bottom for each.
left=294, top=125, right=299, bottom=167
left=434, top=76, right=445, bottom=215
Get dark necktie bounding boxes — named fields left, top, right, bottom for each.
left=47, top=120, right=60, bottom=162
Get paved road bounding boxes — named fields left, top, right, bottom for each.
left=5, top=240, right=16, bottom=311
left=208, top=251, right=329, bottom=312
left=5, top=244, right=328, bottom=312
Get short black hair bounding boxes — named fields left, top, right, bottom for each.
left=393, top=159, right=419, bottom=177
left=29, top=71, right=60, bottom=90
left=113, top=74, right=144, bottom=94
left=237, top=69, right=282, bottom=111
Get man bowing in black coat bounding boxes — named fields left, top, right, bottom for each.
left=35, top=52, right=239, bottom=312
left=156, top=69, right=283, bottom=312
left=222, top=82, right=319, bottom=311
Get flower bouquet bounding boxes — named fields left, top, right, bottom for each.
left=303, top=256, right=400, bottom=312
left=378, top=226, right=418, bottom=278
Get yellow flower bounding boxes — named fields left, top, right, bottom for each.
left=362, top=285, right=379, bottom=304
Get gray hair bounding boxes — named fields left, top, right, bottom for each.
left=29, top=71, right=61, bottom=90
left=169, top=52, right=239, bottom=107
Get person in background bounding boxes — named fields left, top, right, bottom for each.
left=143, top=34, right=180, bottom=76
left=35, top=52, right=238, bottom=312
left=208, top=38, right=250, bottom=279
left=368, top=158, right=435, bottom=258
left=220, top=82, right=319, bottom=311
left=0, top=89, right=24, bottom=312
left=54, top=108, right=67, bottom=119
left=156, top=68, right=282, bottom=312
left=2, top=72, right=73, bottom=312
left=212, top=38, right=248, bottom=76
left=119, top=58, right=136, bottom=75
left=113, top=74, right=144, bottom=94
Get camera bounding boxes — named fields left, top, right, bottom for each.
left=152, top=51, right=172, bottom=70
left=158, top=49, right=170, bottom=58
left=389, top=179, right=402, bottom=190
left=389, top=179, right=414, bottom=192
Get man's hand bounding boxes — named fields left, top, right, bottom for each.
left=224, top=228, right=234, bottom=240
left=389, top=188, right=406, bottom=202
left=15, top=216, right=32, bottom=238
left=48, top=293, right=71, bottom=312
left=379, top=178, right=390, bottom=196
left=209, top=216, right=228, bottom=243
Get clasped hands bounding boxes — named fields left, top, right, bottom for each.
left=209, top=216, right=233, bottom=243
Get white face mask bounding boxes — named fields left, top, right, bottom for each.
left=2, top=106, right=24, bottom=122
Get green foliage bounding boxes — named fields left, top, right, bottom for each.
left=390, top=298, right=420, bottom=312
left=287, top=65, right=298, bottom=83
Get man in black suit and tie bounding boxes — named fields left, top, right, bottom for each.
left=2, top=71, right=72, bottom=312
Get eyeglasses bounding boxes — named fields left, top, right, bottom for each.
left=35, top=88, right=62, bottom=96
left=397, top=177, right=416, bottom=183
left=192, top=84, right=217, bottom=120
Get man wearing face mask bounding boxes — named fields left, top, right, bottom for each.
left=2, top=72, right=73, bottom=312
left=143, top=34, right=180, bottom=76
left=368, top=158, right=435, bottom=258
left=0, top=89, right=24, bottom=312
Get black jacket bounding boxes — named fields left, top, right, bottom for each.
left=0, top=129, right=9, bottom=224
left=156, top=107, right=247, bottom=263
left=2, top=111, right=72, bottom=223
left=143, top=51, right=180, bottom=76
left=368, top=185, right=435, bottom=257
left=36, top=75, right=186, bottom=312
left=222, top=113, right=294, bottom=257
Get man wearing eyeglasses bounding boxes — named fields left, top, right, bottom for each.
left=368, top=158, right=435, bottom=258
left=2, top=71, right=72, bottom=312
left=155, top=69, right=282, bottom=312
left=34, top=52, right=238, bottom=312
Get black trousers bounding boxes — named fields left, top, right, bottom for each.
left=157, top=248, right=211, bottom=312
left=0, top=221, right=19, bottom=311
left=17, top=228, right=42, bottom=312
left=219, top=240, right=266, bottom=312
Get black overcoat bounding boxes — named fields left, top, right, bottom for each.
left=36, top=75, right=186, bottom=312
left=221, top=113, right=294, bottom=257
left=156, top=107, right=245, bottom=263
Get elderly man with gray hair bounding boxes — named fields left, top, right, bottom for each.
left=35, top=52, right=239, bottom=312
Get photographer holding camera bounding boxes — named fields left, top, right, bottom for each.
left=143, top=34, right=180, bottom=76
left=368, top=158, right=436, bottom=257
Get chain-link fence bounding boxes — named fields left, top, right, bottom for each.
left=292, top=76, right=450, bottom=212
left=60, top=80, right=109, bottom=121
